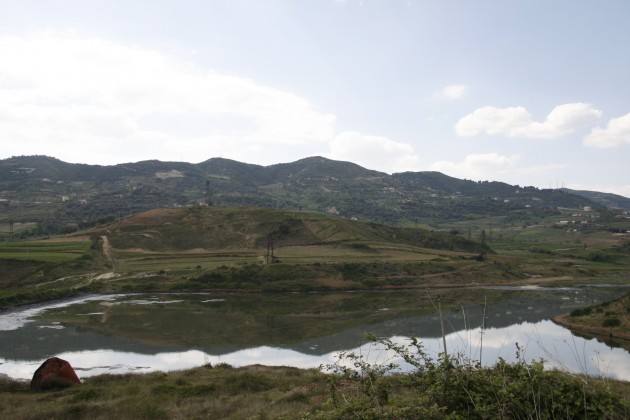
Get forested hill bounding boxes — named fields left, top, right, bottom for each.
left=0, top=155, right=613, bottom=234
left=560, top=188, right=630, bottom=211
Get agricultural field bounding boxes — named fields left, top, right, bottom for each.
left=0, top=239, right=91, bottom=262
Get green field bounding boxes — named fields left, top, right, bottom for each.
left=0, top=240, right=91, bottom=262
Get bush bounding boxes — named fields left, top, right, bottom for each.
left=570, top=307, right=592, bottom=317
left=587, top=251, right=615, bottom=262
left=603, top=318, right=621, bottom=327
left=320, top=334, right=629, bottom=419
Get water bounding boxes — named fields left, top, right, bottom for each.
left=1, top=286, right=629, bottom=381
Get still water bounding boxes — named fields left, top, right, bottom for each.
left=1, top=286, right=629, bottom=381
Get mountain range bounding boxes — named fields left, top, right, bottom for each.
left=1, top=155, right=627, bottom=235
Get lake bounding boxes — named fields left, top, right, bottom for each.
left=1, top=286, right=629, bottom=381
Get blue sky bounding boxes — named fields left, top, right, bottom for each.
left=1, top=0, right=628, bottom=196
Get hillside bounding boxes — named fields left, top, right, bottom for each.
left=0, top=205, right=498, bottom=308
left=99, top=206, right=487, bottom=254
left=0, top=155, right=613, bottom=238
left=2, top=201, right=629, bottom=309
left=562, top=188, right=630, bottom=211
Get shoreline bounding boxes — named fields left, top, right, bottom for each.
left=553, top=313, right=630, bottom=342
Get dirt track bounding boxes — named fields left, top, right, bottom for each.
left=101, top=235, right=113, bottom=266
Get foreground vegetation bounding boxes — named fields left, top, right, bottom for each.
left=320, top=335, right=630, bottom=419
left=1, top=338, right=629, bottom=419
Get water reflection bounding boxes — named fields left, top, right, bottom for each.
left=1, top=287, right=629, bottom=381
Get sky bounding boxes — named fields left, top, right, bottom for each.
left=0, top=1, right=629, bottom=197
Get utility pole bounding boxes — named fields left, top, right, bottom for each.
left=205, top=180, right=213, bottom=206
left=266, top=233, right=276, bottom=264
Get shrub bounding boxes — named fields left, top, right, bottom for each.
left=587, top=251, right=614, bottom=262
left=320, top=334, right=628, bottom=419
left=603, top=318, right=621, bottom=327
left=570, top=307, right=592, bottom=317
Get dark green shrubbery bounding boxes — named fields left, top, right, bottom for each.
left=603, top=318, right=621, bottom=327
left=570, top=307, right=592, bottom=317
left=319, top=334, right=629, bottom=419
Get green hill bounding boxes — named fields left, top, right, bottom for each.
left=561, top=188, right=630, bottom=211
left=100, top=206, right=486, bottom=254
left=0, top=155, right=614, bottom=239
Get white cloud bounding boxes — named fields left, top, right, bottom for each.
left=430, top=154, right=572, bottom=186
left=0, top=32, right=336, bottom=164
left=430, top=153, right=520, bottom=179
left=442, top=84, right=466, bottom=99
left=327, top=131, right=419, bottom=173
left=431, top=84, right=467, bottom=101
left=456, top=103, right=602, bottom=138
left=582, top=112, right=630, bottom=148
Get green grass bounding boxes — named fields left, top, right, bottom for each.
left=0, top=221, right=37, bottom=234
left=0, top=365, right=329, bottom=419
left=112, top=249, right=260, bottom=273
left=1, top=354, right=628, bottom=419
left=0, top=240, right=91, bottom=262
left=112, top=242, right=445, bottom=275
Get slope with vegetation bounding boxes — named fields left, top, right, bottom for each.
left=555, top=292, right=630, bottom=350
left=2, top=155, right=618, bottom=239
left=2, top=203, right=629, bottom=311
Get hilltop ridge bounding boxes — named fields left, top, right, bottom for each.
left=0, top=155, right=622, bottom=239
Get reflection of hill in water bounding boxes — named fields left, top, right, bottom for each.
left=0, top=324, right=176, bottom=360
left=570, top=328, right=630, bottom=353
left=0, top=288, right=624, bottom=360
left=289, top=288, right=607, bottom=355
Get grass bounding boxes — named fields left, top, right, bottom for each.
left=0, top=240, right=91, bottom=262
left=111, top=242, right=446, bottom=276
left=0, top=365, right=329, bottom=419
left=111, top=249, right=260, bottom=272
left=1, top=352, right=628, bottom=419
